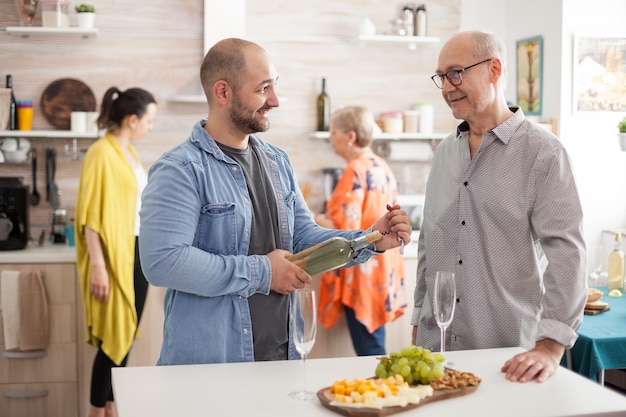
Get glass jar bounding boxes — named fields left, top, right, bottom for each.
left=41, top=0, right=70, bottom=27
left=380, top=111, right=403, bottom=134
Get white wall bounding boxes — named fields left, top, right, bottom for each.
left=461, top=0, right=626, bottom=274
left=560, top=0, right=626, bottom=271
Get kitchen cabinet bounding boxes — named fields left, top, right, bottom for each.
left=5, top=27, right=98, bottom=39
left=0, top=263, right=80, bottom=417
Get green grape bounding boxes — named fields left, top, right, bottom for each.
left=400, top=347, right=414, bottom=356
left=374, top=345, right=444, bottom=385
left=375, top=362, right=387, bottom=378
left=405, top=373, right=414, bottom=384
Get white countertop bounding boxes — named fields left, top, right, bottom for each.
left=112, top=347, right=626, bottom=417
left=0, top=243, right=76, bottom=264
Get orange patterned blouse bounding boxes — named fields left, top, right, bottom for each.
left=318, top=154, right=406, bottom=333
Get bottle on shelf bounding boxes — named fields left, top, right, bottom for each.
left=414, top=4, right=427, bottom=37
left=607, top=232, right=624, bottom=297
left=287, top=230, right=382, bottom=276
left=316, top=77, right=330, bottom=131
left=402, top=4, right=415, bottom=37
left=5, top=74, right=17, bottom=131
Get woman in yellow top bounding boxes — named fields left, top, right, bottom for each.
left=75, top=87, right=157, bottom=417
left=315, top=106, right=406, bottom=356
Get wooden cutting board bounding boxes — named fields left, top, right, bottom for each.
left=40, top=78, right=96, bottom=130
left=585, top=300, right=610, bottom=315
left=317, top=384, right=479, bottom=416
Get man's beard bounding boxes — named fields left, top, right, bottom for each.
left=229, top=93, right=270, bottom=134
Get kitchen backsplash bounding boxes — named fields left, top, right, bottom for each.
left=0, top=0, right=460, bottom=242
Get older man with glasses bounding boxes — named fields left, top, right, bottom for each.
left=411, top=30, right=586, bottom=384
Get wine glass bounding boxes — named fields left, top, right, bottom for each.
left=433, top=271, right=456, bottom=354
left=289, top=288, right=317, bottom=400
left=289, top=289, right=317, bottom=400
left=588, top=245, right=604, bottom=287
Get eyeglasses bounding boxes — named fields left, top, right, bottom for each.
left=430, top=58, right=493, bottom=89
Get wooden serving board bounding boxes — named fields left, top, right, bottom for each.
left=317, top=384, right=479, bottom=417
left=40, top=78, right=96, bottom=130
left=585, top=305, right=610, bottom=315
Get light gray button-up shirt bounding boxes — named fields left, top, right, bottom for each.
left=412, top=108, right=586, bottom=351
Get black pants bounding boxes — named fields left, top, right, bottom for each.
left=90, top=238, right=149, bottom=407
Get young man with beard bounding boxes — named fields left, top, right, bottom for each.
left=139, top=38, right=412, bottom=365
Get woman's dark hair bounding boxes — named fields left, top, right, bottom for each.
left=97, top=87, right=156, bottom=130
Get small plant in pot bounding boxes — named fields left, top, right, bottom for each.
left=75, top=3, right=95, bottom=28
left=618, top=116, right=626, bottom=152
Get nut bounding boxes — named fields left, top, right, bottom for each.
left=430, top=369, right=481, bottom=391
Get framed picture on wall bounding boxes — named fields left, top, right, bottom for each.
left=516, top=35, right=543, bottom=115
left=572, top=34, right=626, bottom=113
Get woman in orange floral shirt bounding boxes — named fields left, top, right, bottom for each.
left=315, top=106, right=406, bottom=356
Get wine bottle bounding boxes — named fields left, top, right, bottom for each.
left=415, top=4, right=427, bottom=37
left=288, top=230, right=382, bottom=276
left=316, top=77, right=330, bottom=131
left=608, top=233, right=625, bottom=297
left=6, top=75, right=17, bottom=131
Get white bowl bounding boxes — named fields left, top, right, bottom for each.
left=3, top=149, right=28, bottom=163
left=17, top=138, right=30, bottom=151
left=0, top=137, right=18, bottom=152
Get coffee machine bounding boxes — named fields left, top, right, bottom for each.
left=321, top=168, right=343, bottom=213
left=0, top=177, right=29, bottom=250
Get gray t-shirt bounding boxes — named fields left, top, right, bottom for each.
left=217, top=141, right=288, bottom=361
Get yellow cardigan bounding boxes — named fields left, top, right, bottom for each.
left=75, top=132, right=139, bottom=365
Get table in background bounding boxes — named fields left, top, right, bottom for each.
left=566, top=286, right=626, bottom=384
left=113, top=347, right=626, bottom=417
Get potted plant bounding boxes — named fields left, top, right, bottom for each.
left=618, top=116, right=626, bottom=152
left=75, top=4, right=95, bottom=29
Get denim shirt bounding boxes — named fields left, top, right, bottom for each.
left=139, top=120, right=377, bottom=365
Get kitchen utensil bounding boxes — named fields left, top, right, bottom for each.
left=50, top=207, right=66, bottom=243
left=46, top=148, right=60, bottom=208
left=30, top=148, right=40, bottom=206
left=45, top=148, right=51, bottom=202
left=40, top=78, right=96, bottom=130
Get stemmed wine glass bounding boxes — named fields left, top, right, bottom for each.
left=588, top=245, right=604, bottom=287
left=289, top=288, right=317, bottom=400
left=433, top=271, right=456, bottom=354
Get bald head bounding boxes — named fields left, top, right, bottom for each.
left=439, top=31, right=507, bottom=87
left=443, top=31, right=507, bottom=71
left=200, top=38, right=267, bottom=103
